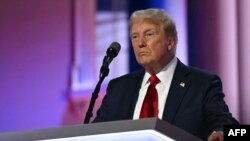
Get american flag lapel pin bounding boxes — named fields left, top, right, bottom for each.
left=180, top=82, right=185, bottom=87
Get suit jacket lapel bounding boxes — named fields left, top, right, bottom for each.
left=127, top=70, right=145, bottom=119
left=163, top=59, right=191, bottom=123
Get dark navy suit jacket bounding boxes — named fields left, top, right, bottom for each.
left=93, top=59, right=238, bottom=140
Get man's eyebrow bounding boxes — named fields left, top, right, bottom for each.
left=131, top=28, right=156, bottom=35
left=130, top=32, right=138, bottom=36
left=144, top=29, right=155, bottom=33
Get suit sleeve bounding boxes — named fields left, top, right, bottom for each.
left=92, top=80, right=114, bottom=123
left=202, top=74, right=239, bottom=137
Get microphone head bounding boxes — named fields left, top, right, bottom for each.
left=107, top=42, right=121, bottom=57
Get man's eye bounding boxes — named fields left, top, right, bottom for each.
left=145, top=32, right=155, bottom=37
left=131, top=36, right=138, bottom=40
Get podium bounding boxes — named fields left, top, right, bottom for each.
left=0, top=118, right=202, bottom=141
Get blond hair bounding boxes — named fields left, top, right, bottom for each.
left=130, top=8, right=177, bottom=40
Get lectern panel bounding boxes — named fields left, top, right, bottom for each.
left=0, top=118, right=202, bottom=141
left=39, top=130, right=175, bottom=141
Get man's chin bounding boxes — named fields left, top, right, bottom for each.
left=138, top=61, right=154, bottom=68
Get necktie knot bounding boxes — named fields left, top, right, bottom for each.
left=149, top=75, right=160, bottom=87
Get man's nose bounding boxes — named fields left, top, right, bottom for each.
left=138, top=36, right=146, bottom=48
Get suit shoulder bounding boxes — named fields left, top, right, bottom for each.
left=182, top=65, right=223, bottom=90
left=110, top=69, right=144, bottom=82
left=177, top=59, right=218, bottom=79
left=186, top=65, right=221, bottom=81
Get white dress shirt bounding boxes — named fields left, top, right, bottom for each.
left=133, top=57, right=178, bottom=119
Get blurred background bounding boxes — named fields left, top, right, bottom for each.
left=0, top=0, right=249, bottom=133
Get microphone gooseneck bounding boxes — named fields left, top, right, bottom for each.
left=84, top=42, right=121, bottom=124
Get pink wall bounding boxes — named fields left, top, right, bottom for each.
left=0, top=0, right=72, bottom=132
left=189, top=0, right=250, bottom=123
left=237, top=0, right=250, bottom=123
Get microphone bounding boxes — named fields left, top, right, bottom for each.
left=84, top=41, right=120, bottom=124
left=100, top=42, right=121, bottom=74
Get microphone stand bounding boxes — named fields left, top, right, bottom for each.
left=84, top=66, right=109, bottom=124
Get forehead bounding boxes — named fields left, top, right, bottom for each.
left=130, top=20, right=162, bottom=33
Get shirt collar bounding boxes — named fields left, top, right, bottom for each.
left=142, top=57, right=178, bottom=87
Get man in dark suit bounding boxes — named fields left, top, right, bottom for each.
left=93, top=8, right=238, bottom=141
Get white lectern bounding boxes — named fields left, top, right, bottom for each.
left=0, top=118, right=202, bottom=141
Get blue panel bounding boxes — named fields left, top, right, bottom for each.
left=150, top=0, right=165, bottom=8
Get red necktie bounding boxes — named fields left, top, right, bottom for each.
left=140, top=74, right=160, bottom=118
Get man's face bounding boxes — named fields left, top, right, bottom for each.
left=130, top=21, right=174, bottom=72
